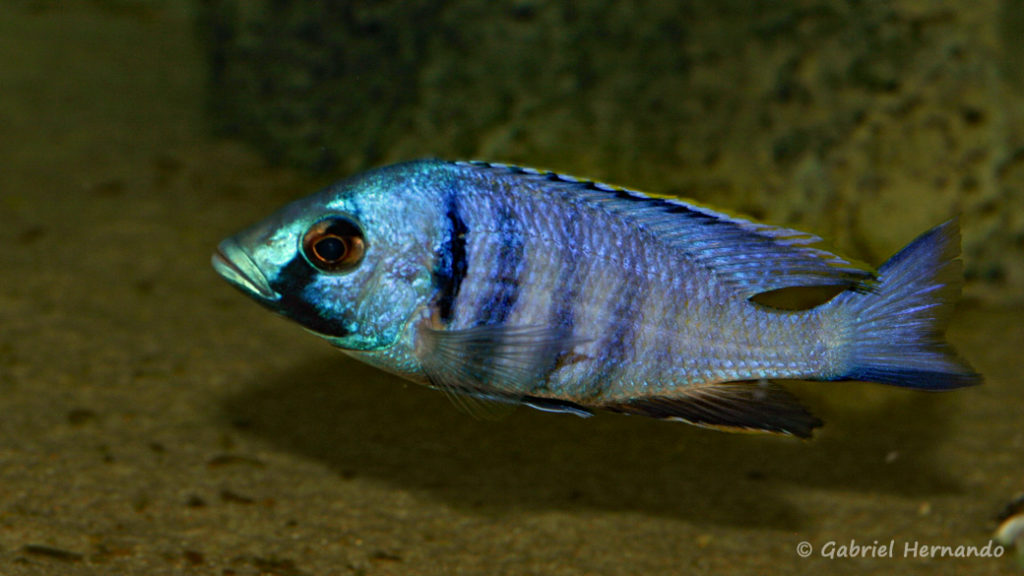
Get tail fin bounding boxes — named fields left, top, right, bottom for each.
left=836, top=219, right=980, bottom=389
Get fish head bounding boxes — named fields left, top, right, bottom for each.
left=212, top=163, right=443, bottom=352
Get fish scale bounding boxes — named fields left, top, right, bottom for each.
left=213, top=159, right=980, bottom=437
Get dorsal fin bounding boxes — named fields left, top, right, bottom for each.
left=454, top=161, right=876, bottom=298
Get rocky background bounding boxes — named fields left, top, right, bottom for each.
left=200, top=0, right=1024, bottom=304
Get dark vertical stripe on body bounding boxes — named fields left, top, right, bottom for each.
left=541, top=222, right=582, bottom=387
left=590, top=267, right=646, bottom=399
left=549, top=255, right=578, bottom=336
left=432, top=187, right=469, bottom=325
left=465, top=201, right=529, bottom=394
left=476, top=204, right=525, bottom=325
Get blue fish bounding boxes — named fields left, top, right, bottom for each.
left=212, top=160, right=980, bottom=437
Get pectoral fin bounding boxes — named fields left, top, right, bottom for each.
left=418, top=323, right=580, bottom=419
left=601, top=381, right=822, bottom=438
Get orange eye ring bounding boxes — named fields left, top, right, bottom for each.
left=301, top=216, right=366, bottom=272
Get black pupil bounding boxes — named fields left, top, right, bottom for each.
left=314, top=236, right=346, bottom=262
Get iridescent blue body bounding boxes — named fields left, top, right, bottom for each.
left=213, top=159, right=980, bottom=437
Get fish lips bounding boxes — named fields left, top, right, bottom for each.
left=212, top=238, right=280, bottom=302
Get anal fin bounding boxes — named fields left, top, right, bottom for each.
left=602, top=381, right=822, bottom=438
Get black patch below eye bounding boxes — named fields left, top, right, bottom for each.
left=267, top=255, right=352, bottom=338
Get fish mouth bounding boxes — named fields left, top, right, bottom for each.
left=211, top=238, right=280, bottom=301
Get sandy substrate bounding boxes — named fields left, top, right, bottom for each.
left=1, top=3, right=1022, bottom=575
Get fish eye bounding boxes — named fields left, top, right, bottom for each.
left=301, top=216, right=366, bottom=272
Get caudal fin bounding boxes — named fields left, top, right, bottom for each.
left=836, top=219, right=980, bottom=389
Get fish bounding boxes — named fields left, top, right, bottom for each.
left=212, top=159, right=981, bottom=438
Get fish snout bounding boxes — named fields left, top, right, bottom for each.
left=212, top=238, right=279, bottom=301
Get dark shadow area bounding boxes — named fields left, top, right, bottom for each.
left=220, top=351, right=965, bottom=530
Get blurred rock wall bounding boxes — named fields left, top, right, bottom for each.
left=198, top=0, right=1024, bottom=303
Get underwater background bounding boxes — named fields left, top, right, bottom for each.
left=1, top=1, right=1022, bottom=574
